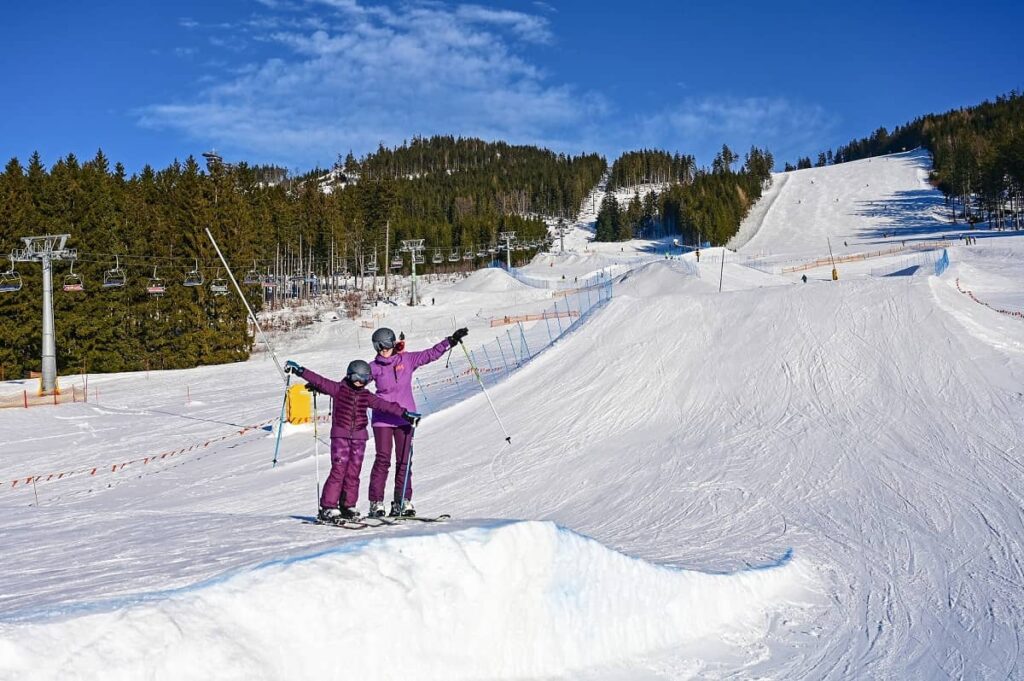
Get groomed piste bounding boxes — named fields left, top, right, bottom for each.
left=2, top=151, right=1023, bottom=679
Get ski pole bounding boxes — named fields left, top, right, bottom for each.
left=460, top=342, right=511, bottom=444
left=313, top=390, right=321, bottom=506
left=272, top=372, right=291, bottom=467
left=397, top=412, right=421, bottom=516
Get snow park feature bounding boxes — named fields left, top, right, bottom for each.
left=1, top=151, right=1024, bottom=679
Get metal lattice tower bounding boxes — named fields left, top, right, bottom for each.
left=400, top=239, right=425, bottom=306
left=12, top=235, right=77, bottom=395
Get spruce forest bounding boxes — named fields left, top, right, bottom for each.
left=0, top=138, right=602, bottom=379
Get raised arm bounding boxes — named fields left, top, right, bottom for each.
left=300, top=368, right=344, bottom=398
left=366, top=391, right=407, bottom=418
left=406, top=339, right=452, bottom=369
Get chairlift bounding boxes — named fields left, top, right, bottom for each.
left=488, top=245, right=498, bottom=255
left=476, top=247, right=488, bottom=258
left=146, top=266, right=166, bottom=296
left=364, top=257, right=379, bottom=275
left=243, top=261, right=261, bottom=285
left=462, top=249, right=473, bottom=261
left=432, top=249, right=443, bottom=265
left=102, top=256, right=127, bottom=289
left=0, top=254, right=22, bottom=293
left=412, top=251, right=424, bottom=265
left=210, top=272, right=229, bottom=296
left=184, top=259, right=204, bottom=287
left=63, top=260, right=84, bottom=292
left=390, top=252, right=403, bottom=269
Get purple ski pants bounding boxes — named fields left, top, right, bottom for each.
left=369, top=425, right=414, bottom=504
left=320, top=436, right=368, bottom=509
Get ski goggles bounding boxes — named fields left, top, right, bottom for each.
left=348, top=372, right=371, bottom=384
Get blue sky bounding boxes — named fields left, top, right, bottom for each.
left=1, top=0, right=1021, bottom=174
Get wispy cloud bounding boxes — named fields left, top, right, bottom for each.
left=636, top=95, right=837, bottom=167
left=140, top=0, right=597, bottom=166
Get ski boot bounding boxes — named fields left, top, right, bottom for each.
left=390, top=500, right=415, bottom=518
left=368, top=501, right=387, bottom=518
left=318, top=506, right=343, bottom=524
left=339, top=505, right=362, bottom=521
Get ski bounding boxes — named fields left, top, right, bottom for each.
left=362, top=514, right=451, bottom=526
left=302, top=518, right=371, bottom=530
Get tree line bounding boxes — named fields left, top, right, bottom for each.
left=0, top=137, right=607, bottom=379
left=596, top=145, right=774, bottom=245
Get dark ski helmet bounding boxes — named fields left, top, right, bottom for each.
left=346, top=359, right=372, bottom=384
left=371, top=327, right=397, bottom=352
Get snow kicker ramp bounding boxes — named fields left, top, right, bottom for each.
left=0, top=521, right=809, bottom=681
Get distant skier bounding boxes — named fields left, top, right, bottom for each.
left=284, top=359, right=416, bottom=523
left=367, top=326, right=468, bottom=517
left=801, top=274, right=808, bottom=283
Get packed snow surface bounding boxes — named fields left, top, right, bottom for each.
left=2, top=150, right=1024, bottom=679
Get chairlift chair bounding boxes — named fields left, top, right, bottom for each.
left=63, top=260, right=84, bottom=292
left=102, top=256, right=127, bottom=289
left=390, top=252, right=403, bottom=269
left=364, top=257, right=379, bottom=275
left=488, top=245, right=498, bottom=255
left=412, top=252, right=424, bottom=265
left=449, top=249, right=459, bottom=262
left=476, top=247, right=487, bottom=258
left=243, top=261, right=261, bottom=285
left=210, top=273, right=229, bottom=296
left=462, top=249, right=473, bottom=261
left=184, top=259, right=204, bottom=287
left=432, top=249, right=443, bottom=265
left=146, top=266, right=166, bottom=296
left=0, top=255, right=22, bottom=293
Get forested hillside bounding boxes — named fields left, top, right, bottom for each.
left=0, top=138, right=606, bottom=379
left=596, top=146, right=774, bottom=245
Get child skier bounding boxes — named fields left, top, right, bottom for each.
left=367, top=326, right=468, bottom=517
left=284, top=358, right=418, bottom=523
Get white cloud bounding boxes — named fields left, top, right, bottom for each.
left=141, top=0, right=599, bottom=167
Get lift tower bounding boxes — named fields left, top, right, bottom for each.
left=13, top=235, right=76, bottom=394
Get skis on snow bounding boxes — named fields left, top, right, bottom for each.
left=305, top=514, right=451, bottom=531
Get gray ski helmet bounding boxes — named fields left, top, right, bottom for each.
left=346, top=359, right=372, bottom=384
left=371, top=327, right=397, bottom=352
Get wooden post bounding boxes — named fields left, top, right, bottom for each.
left=23, top=390, right=28, bottom=408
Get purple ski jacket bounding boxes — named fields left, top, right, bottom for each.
left=302, top=368, right=406, bottom=440
left=370, top=339, right=451, bottom=427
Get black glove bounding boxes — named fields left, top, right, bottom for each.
left=402, top=410, right=422, bottom=426
left=447, top=327, right=468, bottom=345
left=304, top=383, right=320, bottom=394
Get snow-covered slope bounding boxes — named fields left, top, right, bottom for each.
left=2, top=150, right=1024, bottom=679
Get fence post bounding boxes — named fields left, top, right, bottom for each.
left=506, top=329, right=520, bottom=366
left=553, top=300, right=565, bottom=335
left=415, top=377, right=434, bottom=413
left=480, top=345, right=496, bottom=379
left=495, top=336, right=512, bottom=374
left=544, top=310, right=554, bottom=343
left=24, top=390, right=28, bottom=408
left=518, top=322, right=531, bottom=360
left=450, top=366, right=461, bottom=386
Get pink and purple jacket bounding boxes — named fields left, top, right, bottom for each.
left=370, top=339, right=451, bottom=427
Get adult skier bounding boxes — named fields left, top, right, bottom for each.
left=367, top=326, right=468, bottom=517
left=284, top=359, right=418, bottom=523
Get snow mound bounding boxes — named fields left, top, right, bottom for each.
left=0, top=521, right=812, bottom=681
left=450, top=267, right=532, bottom=293
left=616, top=259, right=714, bottom=297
